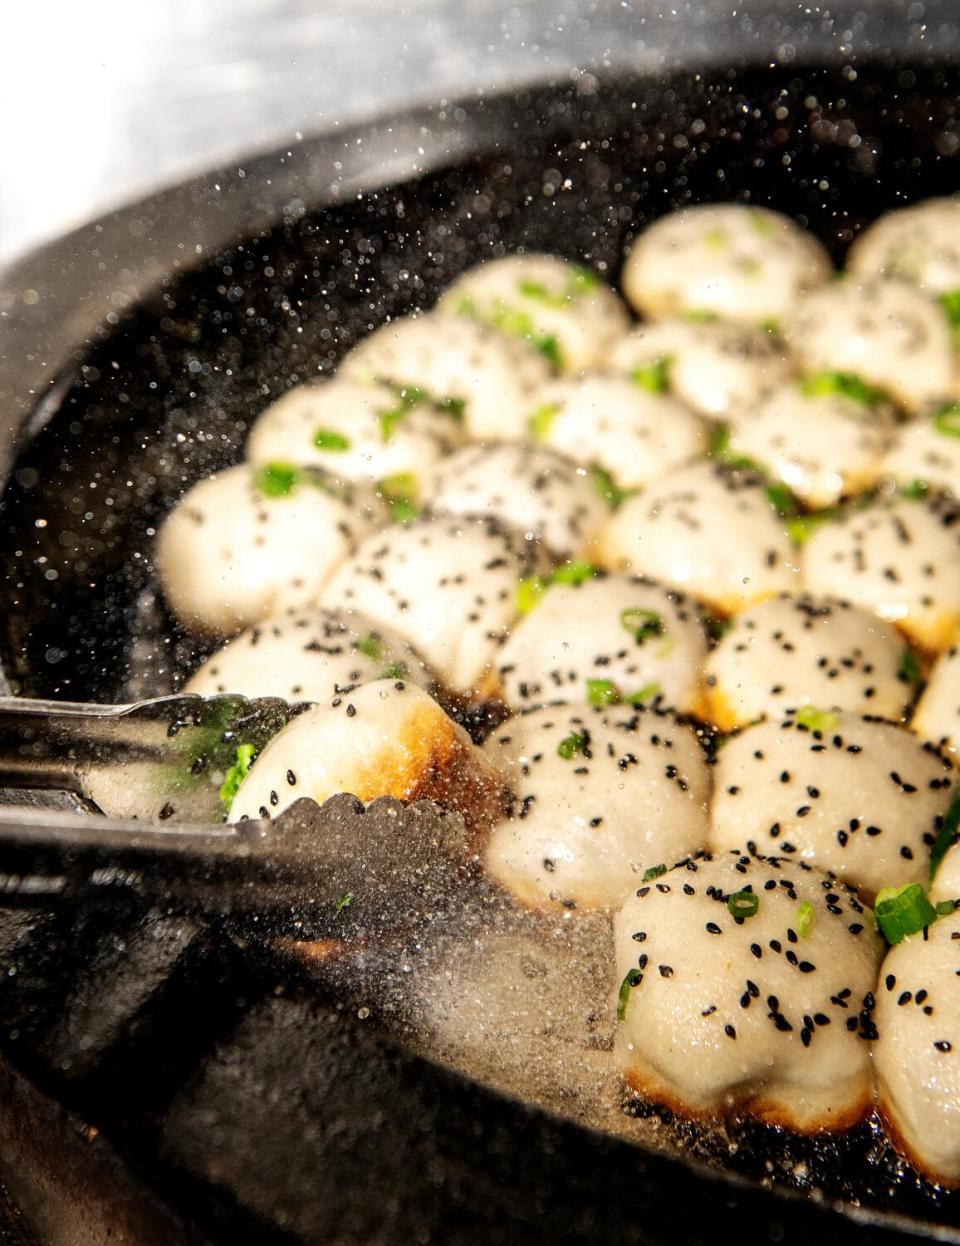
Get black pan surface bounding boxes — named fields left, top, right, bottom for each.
left=2, top=64, right=960, bottom=1244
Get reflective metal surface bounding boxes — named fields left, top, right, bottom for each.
left=1, top=0, right=958, bottom=266
left=0, top=693, right=296, bottom=822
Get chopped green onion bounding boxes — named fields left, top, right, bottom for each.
left=626, top=681, right=661, bottom=705
left=709, top=422, right=732, bottom=458
left=516, top=576, right=548, bottom=615
left=898, top=646, right=922, bottom=684
left=620, top=607, right=665, bottom=644
left=937, top=289, right=960, bottom=328
left=390, top=382, right=430, bottom=405
left=590, top=464, right=635, bottom=509
left=616, top=968, right=643, bottom=1021
left=587, top=677, right=619, bottom=707
left=568, top=265, right=601, bottom=294
left=930, top=787, right=960, bottom=881
left=901, top=478, right=930, bottom=501
left=481, top=300, right=565, bottom=368
left=551, top=561, right=598, bottom=586
left=534, top=334, right=563, bottom=368
left=313, top=428, right=350, bottom=451
left=518, top=266, right=601, bottom=306
left=874, top=882, right=937, bottom=945
left=518, top=278, right=554, bottom=303
left=378, top=472, right=419, bottom=524
left=515, top=564, right=598, bottom=615
left=759, top=317, right=781, bottom=335
left=703, top=228, right=727, bottom=250
left=356, top=633, right=383, bottom=662
left=630, top=356, right=671, bottom=394
left=796, top=900, right=816, bottom=939
left=376, top=383, right=463, bottom=443
left=219, top=742, right=256, bottom=810
left=681, top=309, right=718, bottom=324
left=764, top=481, right=801, bottom=518
left=786, top=510, right=835, bottom=545
left=707, top=421, right=765, bottom=473
left=388, top=497, right=418, bottom=523
left=438, top=395, right=466, bottom=422
left=454, top=294, right=478, bottom=317
left=527, top=401, right=562, bottom=441
left=799, top=371, right=887, bottom=407
left=936, top=899, right=959, bottom=917
left=727, top=890, right=760, bottom=920
left=932, top=402, right=960, bottom=439
left=376, top=384, right=426, bottom=441
left=794, top=705, right=839, bottom=735
left=379, top=471, right=418, bottom=499
left=334, top=892, right=353, bottom=915
left=557, top=731, right=588, bottom=760
left=380, top=661, right=409, bottom=680
left=748, top=208, right=775, bottom=237
left=378, top=407, right=407, bottom=442
left=642, top=864, right=668, bottom=882
left=252, top=462, right=299, bottom=497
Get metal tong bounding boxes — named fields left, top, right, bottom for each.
left=0, top=695, right=469, bottom=920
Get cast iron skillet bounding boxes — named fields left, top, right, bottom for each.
left=2, top=65, right=960, bottom=1244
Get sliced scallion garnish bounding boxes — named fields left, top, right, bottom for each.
left=584, top=677, right=660, bottom=709
left=727, top=890, right=760, bottom=920
left=586, top=677, right=619, bottom=707
left=527, top=401, right=562, bottom=441
left=620, top=607, right=664, bottom=644
left=376, top=383, right=464, bottom=443
left=515, top=563, right=597, bottom=614
left=219, top=742, right=256, bottom=811
left=937, top=289, right=960, bottom=329
left=786, top=509, right=835, bottom=545
left=898, top=646, right=922, bottom=684
left=764, top=481, right=801, bottom=519
left=313, top=428, right=350, bottom=451
left=874, top=882, right=937, bottom=945
left=930, top=787, right=960, bottom=881
left=516, top=576, right=548, bottom=615
left=551, top=561, right=598, bottom=586
left=629, top=355, right=671, bottom=394
left=589, top=464, right=635, bottom=509
left=798, top=370, right=887, bottom=407
left=901, top=478, right=930, bottom=501
left=794, top=705, right=840, bottom=735
left=252, top=461, right=299, bottom=497
left=626, top=681, right=662, bottom=705
left=557, top=731, right=588, bottom=760
left=482, top=300, right=564, bottom=368
left=378, top=471, right=420, bottom=524
left=616, top=967, right=643, bottom=1021
left=356, top=633, right=383, bottom=662
left=932, top=401, right=960, bottom=439
left=796, top=900, right=815, bottom=939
